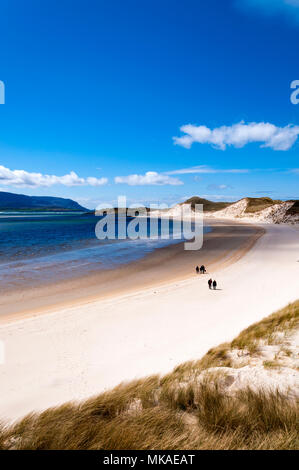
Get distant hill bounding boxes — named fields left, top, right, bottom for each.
left=182, top=196, right=232, bottom=212
left=0, top=191, right=88, bottom=212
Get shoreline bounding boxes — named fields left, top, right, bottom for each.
left=0, top=219, right=263, bottom=324
left=1, top=220, right=299, bottom=422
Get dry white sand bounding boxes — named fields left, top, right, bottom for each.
left=0, top=222, right=298, bottom=423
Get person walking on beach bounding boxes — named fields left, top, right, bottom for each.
left=200, top=265, right=206, bottom=274
left=196, top=266, right=199, bottom=274
left=208, top=278, right=212, bottom=289
left=213, top=280, right=217, bottom=290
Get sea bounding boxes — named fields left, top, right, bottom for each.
left=0, top=212, right=210, bottom=292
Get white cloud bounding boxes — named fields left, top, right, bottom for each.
left=114, top=171, right=183, bottom=186
left=173, top=121, right=299, bottom=151
left=0, top=165, right=108, bottom=187
left=207, top=184, right=232, bottom=190
left=85, top=176, right=108, bottom=186
left=167, top=166, right=249, bottom=174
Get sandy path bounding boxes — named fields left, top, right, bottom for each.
left=0, top=222, right=298, bottom=422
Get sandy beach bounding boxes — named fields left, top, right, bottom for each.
left=0, top=219, right=298, bottom=423
left=0, top=219, right=260, bottom=320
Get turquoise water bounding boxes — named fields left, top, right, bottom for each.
left=0, top=213, right=209, bottom=292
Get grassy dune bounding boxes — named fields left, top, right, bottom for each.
left=182, top=196, right=232, bottom=212
left=1, top=301, right=298, bottom=450
left=244, top=197, right=282, bottom=214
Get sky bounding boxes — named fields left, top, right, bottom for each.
left=0, top=0, right=299, bottom=209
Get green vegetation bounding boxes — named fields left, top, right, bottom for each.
left=263, top=360, right=280, bottom=369
left=182, top=197, right=232, bottom=212
left=244, top=197, right=282, bottom=214
left=181, top=195, right=289, bottom=214
left=286, top=200, right=299, bottom=216
left=231, top=300, right=298, bottom=349
left=0, top=301, right=298, bottom=450
left=168, top=300, right=299, bottom=382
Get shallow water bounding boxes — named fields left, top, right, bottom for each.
left=0, top=213, right=210, bottom=292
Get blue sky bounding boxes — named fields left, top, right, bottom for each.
left=0, top=0, right=299, bottom=208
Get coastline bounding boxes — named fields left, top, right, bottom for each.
left=1, top=220, right=299, bottom=422
left=0, top=217, right=278, bottom=423
left=0, top=219, right=263, bottom=324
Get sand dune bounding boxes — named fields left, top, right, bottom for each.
left=0, top=221, right=298, bottom=423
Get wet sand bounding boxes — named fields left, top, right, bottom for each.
left=0, top=219, right=263, bottom=323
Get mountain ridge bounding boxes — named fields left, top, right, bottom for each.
left=0, top=190, right=88, bottom=212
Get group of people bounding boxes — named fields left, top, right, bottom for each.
left=208, top=278, right=217, bottom=290
left=195, top=265, right=206, bottom=274
left=195, top=265, right=218, bottom=290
